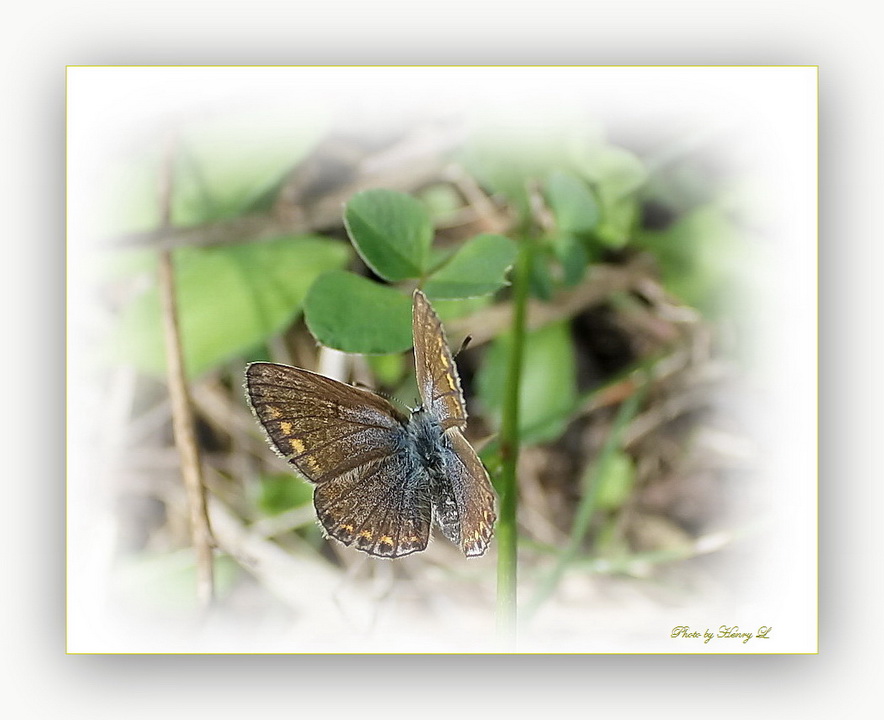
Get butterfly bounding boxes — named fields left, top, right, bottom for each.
left=245, top=289, right=496, bottom=558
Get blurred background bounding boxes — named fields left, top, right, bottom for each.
left=67, top=68, right=816, bottom=652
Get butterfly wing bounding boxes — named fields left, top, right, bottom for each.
left=436, top=428, right=497, bottom=557
left=245, top=362, right=431, bottom=557
left=313, top=453, right=431, bottom=557
left=412, top=289, right=467, bottom=431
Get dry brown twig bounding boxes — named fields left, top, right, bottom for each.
left=206, top=497, right=342, bottom=614
left=446, top=256, right=653, bottom=347
left=156, top=135, right=216, bottom=610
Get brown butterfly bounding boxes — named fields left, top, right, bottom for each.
left=245, top=289, right=496, bottom=558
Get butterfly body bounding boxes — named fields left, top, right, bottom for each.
left=405, top=406, right=447, bottom=471
left=402, top=407, right=469, bottom=551
left=245, top=290, right=496, bottom=559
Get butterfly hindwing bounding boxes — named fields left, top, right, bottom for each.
left=439, top=428, right=497, bottom=557
left=413, top=290, right=496, bottom=556
left=314, top=452, right=431, bottom=558
left=412, top=289, right=468, bottom=431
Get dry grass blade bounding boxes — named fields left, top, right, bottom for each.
left=156, top=136, right=215, bottom=610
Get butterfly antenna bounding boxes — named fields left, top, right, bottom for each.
left=353, top=380, right=413, bottom=413
left=454, top=334, right=472, bottom=359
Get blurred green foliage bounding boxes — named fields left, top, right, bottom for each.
left=102, top=111, right=750, bottom=615
left=102, top=111, right=327, bottom=236
left=170, top=113, right=327, bottom=226
left=107, top=114, right=742, bottom=434
left=116, top=551, right=239, bottom=611
left=113, top=235, right=350, bottom=378
left=257, top=473, right=314, bottom=516
left=476, top=321, right=577, bottom=445
left=594, top=449, right=637, bottom=512
left=636, top=201, right=743, bottom=317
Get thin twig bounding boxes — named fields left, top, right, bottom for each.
left=207, top=497, right=341, bottom=612
left=446, top=257, right=652, bottom=347
left=156, top=136, right=215, bottom=610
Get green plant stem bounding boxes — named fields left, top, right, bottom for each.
left=496, top=238, right=532, bottom=642
left=525, top=374, right=649, bottom=619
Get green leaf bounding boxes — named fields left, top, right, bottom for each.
left=113, top=235, right=349, bottom=378
left=634, top=202, right=743, bottom=314
left=434, top=295, right=493, bottom=320
left=477, top=320, right=577, bottom=444
left=171, top=112, right=327, bottom=226
left=572, top=144, right=647, bottom=249
left=595, top=197, right=639, bottom=249
left=594, top=450, right=636, bottom=511
left=418, top=184, right=464, bottom=223
left=552, top=232, right=590, bottom=286
left=366, top=353, right=406, bottom=386
left=304, top=271, right=413, bottom=353
left=344, top=189, right=432, bottom=281
left=545, top=170, right=600, bottom=234
left=423, top=233, right=517, bottom=299
left=257, top=474, right=314, bottom=515
left=578, top=145, right=648, bottom=206
left=529, top=247, right=556, bottom=300
left=458, top=137, right=529, bottom=218
left=459, top=128, right=573, bottom=221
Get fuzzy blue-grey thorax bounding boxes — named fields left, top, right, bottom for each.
left=405, top=406, right=449, bottom=473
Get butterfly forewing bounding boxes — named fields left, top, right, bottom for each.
left=246, top=363, right=404, bottom=482
left=412, top=289, right=468, bottom=431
